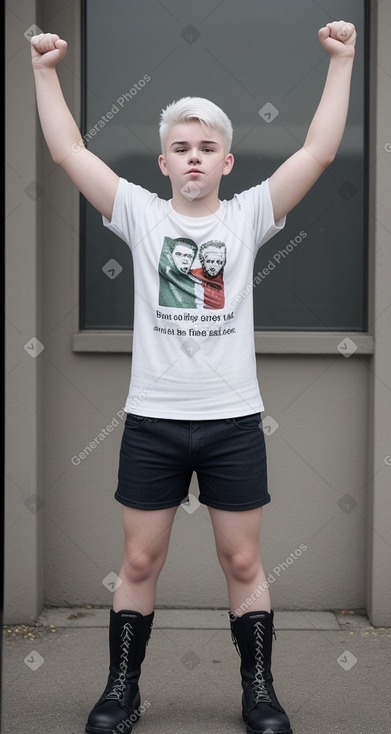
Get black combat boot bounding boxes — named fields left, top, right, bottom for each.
left=230, top=610, right=292, bottom=734
left=85, top=609, right=154, bottom=734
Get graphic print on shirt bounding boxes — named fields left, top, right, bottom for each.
left=158, top=236, right=226, bottom=309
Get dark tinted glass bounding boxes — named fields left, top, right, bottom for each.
left=81, top=0, right=366, bottom=330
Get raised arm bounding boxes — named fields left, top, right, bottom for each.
left=31, top=33, right=119, bottom=221
left=268, top=21, right=356, bottom=223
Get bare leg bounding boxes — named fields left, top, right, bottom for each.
left=113, top=505, right=178, bottom=615
left=208, top=506, right=271, bottom=615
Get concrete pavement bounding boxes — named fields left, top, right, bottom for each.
left=2, top=608, right=391, bottom=733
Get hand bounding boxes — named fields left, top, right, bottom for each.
left=31, top=33, right=67, bottom=70
left=318, top=21, right=356, bottom=58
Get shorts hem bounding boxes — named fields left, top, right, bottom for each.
left=114, top=491, right=186, bottom=511
left=198, top=493, right=271, bottom=512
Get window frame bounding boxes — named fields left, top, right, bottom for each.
left=74, top=0, right=372, bottom=355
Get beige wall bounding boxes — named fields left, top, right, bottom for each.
left=5, top=0, right=45, bottom=622
left=366, top=0, right=391, bottom=627
left=5, top=0, right=391, bottom=625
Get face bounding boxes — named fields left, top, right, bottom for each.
left=172, top=244, right=195, bottom=274
left=158, top=121, right=234, bottom=200
left=201, top=248, right=225, bottom=278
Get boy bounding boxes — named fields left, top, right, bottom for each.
left=31, top=19, right=356, bottom=734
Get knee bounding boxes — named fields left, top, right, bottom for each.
left=121, top=546, right=163, bottom=584
left=222, top=550, right=261, bottom=584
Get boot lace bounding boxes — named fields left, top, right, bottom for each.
left=106, top=622, right=134, bottom=702
left=252, top=621, right=271, bottom=704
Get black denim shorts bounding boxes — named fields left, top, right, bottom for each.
left=115, top=412, right=270, bottom=512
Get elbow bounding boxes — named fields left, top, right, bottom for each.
left=52, top=140, right=83, bottom=166
left=304, top=143, right=336, bottom=169
left=315, top=151, right=336, bottom=169
left=51, top=149, right=67, bottom=166
left=323, top=151, right=336, bottom=167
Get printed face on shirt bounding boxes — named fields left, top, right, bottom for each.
left=172, top=243, right=196, bottom=274
left=158, top=236, right=226, bottom=310
left=200, top=246, right=226, bottom=278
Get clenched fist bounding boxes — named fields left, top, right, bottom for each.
left=318, top=21, right=356, bottom=58
left=31, top=33, right=67, bottom=69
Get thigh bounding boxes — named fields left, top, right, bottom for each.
left=196, top=414, right=270, bottom=511
left=116, top=414, right=192, bottom=510
left=208, top=505, right=263, bottom=563
left=121, top=504, right=178, bottom=559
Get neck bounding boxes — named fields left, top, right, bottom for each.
left=171, top=189, right=220, bottom=217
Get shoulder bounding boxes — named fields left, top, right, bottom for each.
left=115, top=177, right=165, bottom=208
left=226, top=180, right=270, bottom=209
left=102, top=177, right=169, bottom=240
left=223, top=179, right=286, bottom=245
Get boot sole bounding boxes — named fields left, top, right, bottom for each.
left=245, top=726, right=292, bottom=734
left=243, top=713, right=292, bottom=734
left=85, top=710, right=140, bottom=734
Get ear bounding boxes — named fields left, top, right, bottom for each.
left=222, top=153, right=234, bottom=176
left=158, top=154, right=169, bottom=176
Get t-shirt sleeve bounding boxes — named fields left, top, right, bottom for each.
left=233, top=179, right=286, bottom=252
left=102, top=177, right=158, bottom=248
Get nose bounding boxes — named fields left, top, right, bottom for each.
left=188, top=148, right=201, bottom=164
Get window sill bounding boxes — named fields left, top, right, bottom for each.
left=72, top=331, right=374, bottom=354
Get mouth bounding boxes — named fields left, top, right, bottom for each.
left=186, top=169, right=203, bottom=174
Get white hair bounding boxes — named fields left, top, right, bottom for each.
left=159, top=97, right=233, bottom=154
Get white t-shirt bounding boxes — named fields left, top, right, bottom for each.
left=103, top=177, right=285, bottom=419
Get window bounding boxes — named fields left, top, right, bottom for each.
left=81, top=0, right=367, bottom=330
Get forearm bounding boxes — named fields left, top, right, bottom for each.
left=33, top=66, right=83, bottom=164
left=304, top=55, right=354, bottom=165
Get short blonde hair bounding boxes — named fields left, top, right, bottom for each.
left=159, top=97, right=233, bottom=154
